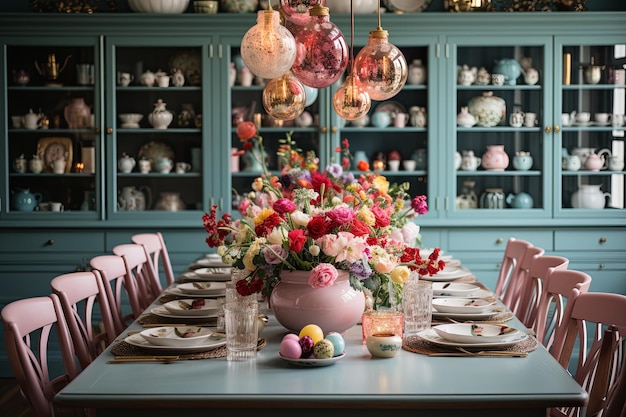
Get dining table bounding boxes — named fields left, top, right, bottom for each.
left=54, top=260, right=588, bottom=417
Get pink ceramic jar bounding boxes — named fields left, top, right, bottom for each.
left=481, top=145, right=509, bottom=171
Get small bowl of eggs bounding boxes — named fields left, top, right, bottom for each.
left=279, top=324, right=346, bottom=367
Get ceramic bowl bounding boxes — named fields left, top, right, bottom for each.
left=128, top=0, right=190, bottom=13
left=139, top=326, right=213, bottom=347
left=366, top=333, right=402, bottom=358
left=118, top=113, right=143, bottom=127
left=194, top=0, right=218, bottom=13
left=432, top=298, right=495, bottom=314
left=433, top=323, right=523, bottom=344
left=163, top=298, right=221, bottom=316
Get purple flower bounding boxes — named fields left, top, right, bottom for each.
left=263, top=244, right=287, bottom=265
left=325, top=163, right=343, bottom=179
left=349, top=261, right=372, bottom=280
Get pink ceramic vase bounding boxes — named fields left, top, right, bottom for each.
left=481, top=145, right=509, bottom=171
left=270, top=270, right=365, bottom=334
left=64, top=98, right=91, bottom=129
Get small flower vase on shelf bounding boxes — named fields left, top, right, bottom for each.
left=269, top=270, right=365, bottom=334
left=241, top=144, right=264, bottom=172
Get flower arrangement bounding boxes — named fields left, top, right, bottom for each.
left=203, top=122, right=444, bottom=309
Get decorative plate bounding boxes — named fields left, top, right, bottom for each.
left=176, top=281, right=227, bottom=296
left=432, top=297, right=495, bottom=314
left=432, top=282, right=480, bottom=297
left=431, top=308, right=505, bottom=320
left=416, top=328, right=527, bottom=349
left=420, top=267, right=473, bottom=282
left=151, top=305, right=219, bottom=320
left=385, top=0, right=431, bottom=13
left=193, top=267, right=232, bottom=281
left=124, top=333, right=226, bottom=353
left=374, top=101, right=407, bottom=116
left=432, top=323, right=525, bottom=344
left=169, top=50, right=202, bottom=86
left=139, top=326, right=214, bottom=347
left=36, top=137, right=73, bottom=173
left=163, top=299, right=221, bottom=316
left=196, top=258, right=230, bottom=268
left=138, top=141, right=175, bottom=166
left=280, top=352, right=346, bottom=367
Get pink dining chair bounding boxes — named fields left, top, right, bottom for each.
left=131, top=232, right=175, bottom=289
left=112, top=243, right=161, bottom=310
left=513, top=255, right=570, bottom=328
left=89, top=254, right=143, bottom=335
left=533, top=268, right=592, bottom=353
left=50, top=271, right=118, bottom=369
left=550, top=292, right=626, bottom=417
left=493, top=238, right=534, bottom=300
left=1, top=295, right=83, bottom=417
left=501, top=245, right=545, bottom=312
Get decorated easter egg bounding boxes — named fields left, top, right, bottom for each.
left=299, top=324, right=324, bottom=345
left=325, top=332, right=345, bottom=357
left=313, top=339, right=334, bottom=359
left=282, top=333, right=299, bottom=342
left=279, top=338, right=302, bottom=359
left=299, top=335, right=314, bottom=357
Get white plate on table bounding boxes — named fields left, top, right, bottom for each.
left=196, top=258, right=230, bottom=268
left=162, top=287, right=222, bottom=299
left=139, top=326, right=214, bottom=347
left=124, top=332, right=226, bottom=353
left=416, top=328, right=527, bottom=349
left=193, top=267, right=232, bottom=281
left=163, top=299, right=221, bottom=316
left=431, top=307, right=505, bottom=320
left=432, top=282, right=480, bottom=297
left=420, top=267, right=473, bottom=282
left=279, top=352, right=345, bottom=367
left=151, top=305, right=220, bottom=320
left=432, top=323, right=525, bottom=345
left=432, top=298, right=495, bottom=314
left=176, top=281, right=226, bottom=296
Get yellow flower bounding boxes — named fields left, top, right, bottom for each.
left=372, top=175, right=389, bottom=194
left=358, top=206, right=376, bottom=226
left=254, top=207, right=275, bottom=226
left=243, top=237, right=265, bottom=271
left=390, top=266, right=411, bottom=284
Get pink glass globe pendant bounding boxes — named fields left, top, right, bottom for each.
left=280, top=0, right=325, bottom=26
left=354, top=27, right=408, bottom=101
left=240, top=9, right=297, bottom=80
left=263, top=71, right=307, bottom=120
left=291, top=4, right=348, bottom=89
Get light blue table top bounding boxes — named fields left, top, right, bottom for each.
left=55, top=300, right=587, bottom=417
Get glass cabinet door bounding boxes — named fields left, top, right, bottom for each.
left=555, top=36, right=626, bottom=218
left=446, top=35, right=552, bottom=220
left=3, top=37, right=102, bottom=219
left=105, top=37, right=214, bottom=223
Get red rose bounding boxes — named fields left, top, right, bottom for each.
left=306, top=216, right=329, bottom=240
left=236, top=121, right=257, bottom=141
left=288, top=229, right=306, bottom=252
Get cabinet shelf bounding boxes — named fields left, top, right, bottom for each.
left=457, top=127, right=543, bottom=133
left=116, top=86, right=202, bottom=92
left=457, top=85, right=542, bottom=91
left=117, top=173, right=201, bottom=177
left=117, top=128, right=201, bottom=134
left=457, top=170, right=542, bottom=177
left=562, top=171, right=624, bottom=176
left=9, top=173, right=95, bottom=178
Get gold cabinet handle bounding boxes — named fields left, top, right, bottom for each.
left=331, top=126, right=338, bottom=134
left=599, top=237, right=607, bottom=244
left=496, top=237, right=504, bottom=244
left=553, top=125, right=560, bottom=133
left=599, top=263, right=605, bottom=270
left=95, top=127, right=101, bottom=134
left=45, top=239, right=54, bottom=246
left=544, top=125, right=552, bottom=133
left=106, top=127, right=113, bottom=134
left=320, top=126, right=327, bottom=134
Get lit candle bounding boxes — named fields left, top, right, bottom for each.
left=361, top=309, right=404, bottom=344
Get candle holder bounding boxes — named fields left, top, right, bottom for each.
left=361, top=309, right=403, bottom=345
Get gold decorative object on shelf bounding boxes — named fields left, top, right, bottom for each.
left=30, top=0, right=117, bottom=13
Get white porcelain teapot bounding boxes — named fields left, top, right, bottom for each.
left=571, top=184, right=611, bottom=209
left=140, top=70, right=157, bottom=86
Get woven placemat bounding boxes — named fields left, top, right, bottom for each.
left=110, top=338, right=266, bottom=360
left=402, top=333, right=538, bottom=356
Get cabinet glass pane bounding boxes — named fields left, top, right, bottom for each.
left=6, top=45, right=98, bottom=214
left=560, top=43, right=625, bottom=212
left=338, top=47, right=429, bottom=200
left=113, top=46, right=204, bottom=213
left=454, top=44, right=546, bottom=214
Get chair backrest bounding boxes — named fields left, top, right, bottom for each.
left=89, top=255, right=142, bottom=335
left=501, top=245, right=545, bottom=311
left=131, top=232, right=175, bottom=288
left=514, top=255, right=570, bottom=327
left=533, top=268, right=592, bottom=352
left=1, top=295, right=79, bottom=417
left=494, top=238, right=534, bottom=299
left=551, top=292, right=626, bottom=417
left=50, top=271, right=117, bottom=369
left=112, top=243, right=160, bottom=310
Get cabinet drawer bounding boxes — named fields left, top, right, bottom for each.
left=0, top=231, right=105, bottom=253
left=447, top=229, right=553, bottom=252
left=554, top=229, right=626, bottom=251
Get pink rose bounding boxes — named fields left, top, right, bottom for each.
left=273, top=198, right=296, bottom=214
left=309, top=263, right=338, bottom=288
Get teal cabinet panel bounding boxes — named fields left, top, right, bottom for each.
left=554, top=229, right=626, bottom=251
left=0, top=230, right=105, bottom=254
left=446, top=229, right=553, bottom=252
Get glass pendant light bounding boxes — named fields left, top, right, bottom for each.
left=240, top=7, right=297, bottom=80
left=353, top=4, right=407, bottom=101
left=333, top=0, right=370, bottom=121
left=280, top=0, right=324, bottom=26
left=262, top=70, right=307, bottom=120
left=290, top=4, right=348, bottom=89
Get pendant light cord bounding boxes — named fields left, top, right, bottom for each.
left=350, top=0, right=355, bottom=73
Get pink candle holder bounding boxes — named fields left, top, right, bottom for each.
left=361, top=310, right=404, bottom=344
